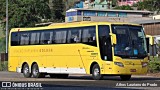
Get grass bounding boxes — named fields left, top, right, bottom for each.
left=149, top=56, right=160, bottom=61
left=148, top=56, right=160, bottom=73
left=0, top=61, right=8, bottom=71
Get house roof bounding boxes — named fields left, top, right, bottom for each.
left=66, top=8, right=153, bottom=14
left=132, top=19, right=160, bottom=24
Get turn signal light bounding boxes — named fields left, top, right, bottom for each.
left=142, top=62, right=148, bottom=68
left=114, top=62, right=124, bottom=67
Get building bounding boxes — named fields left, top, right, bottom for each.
left=74, top=0, right=84, bottom=8
left=74, top=0, right=112, bottom=9
left=118, top=0, right=144, bottom=6
left=65, top=8, right=153, bottom=23
left=153, top=15, right=160, bottom=20
left=133, top=19, right=160, bottom=36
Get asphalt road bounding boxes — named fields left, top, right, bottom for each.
left=0, top=71, right=160, bottom=90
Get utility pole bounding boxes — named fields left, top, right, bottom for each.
left=6, top=0, right=8, bottom=55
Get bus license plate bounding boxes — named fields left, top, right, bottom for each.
left=130, top=69, right=136, bottom=72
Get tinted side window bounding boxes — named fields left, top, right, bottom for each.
left=67, top=28, right=81, bottom=43
left=54, top=30, right=67, bottom=44
left=20, top=32, right=30, bottom=45
left=82, top=26, right=96, bottom=46
left=30, top=31, right=40, bottom=45
left=98, top=25, right=112, bottom=61
left=11, top=32, right=19, bottom=46
left=40, top=31, right=53, bottom=44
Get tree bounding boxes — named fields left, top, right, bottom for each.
left=114, top=5, right=134, bottom=10
left=144, top=0, right=160, bottom=14
left=135, top=0, right=160, bottom=14
left=112, top=0, right=117, bottom=7
left=0, top=0, right=51, bottom=31
left=51, top=0, right=65, bottom=22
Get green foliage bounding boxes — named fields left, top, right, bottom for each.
left=148, top=60, right=160, bottom=73
left=114, top=5, right=134, bottom=10
left=112, top=0, right=117, bottom=7
left=0, top=0, right=66, bottom=31
left=0, top=61, right=8, bottom=71
left=0, top=0, right=66, bottom=53
left=136, top=2, right=145, bottom=10
left=52, top=0, right=65, bottom=21
left=0, top=0, right=51, bottom=30
left=0, top=37, right=5, bottom=53
left=150, top=56, right=160, bottom=61
left=135, top=0, right=160, bottom=14
left=0, top=0, right=6, bottom=20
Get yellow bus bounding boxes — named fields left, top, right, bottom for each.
left=8, top=21, right=148, bottom=80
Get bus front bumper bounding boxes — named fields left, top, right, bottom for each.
left=111, top=64, right=148, bottom=75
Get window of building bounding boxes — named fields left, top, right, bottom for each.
left=118, top=12, right=127, bottom=17
left=83, top=11, right=96, bottom=16
left=142, top=14, right=149, bottom=17
left=66, top=11, right=77, bottom=17
left=97, top=12, right=107, bottom=16
left=77, top=11, right=82, bottom=15
left=107, top=12, right=117, bottom=17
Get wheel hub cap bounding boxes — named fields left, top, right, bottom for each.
left=33, top=68, right=38, bottom=75
left=24, top=67, right=29, bottom=74
left=94, top=68, right=99, bottom=76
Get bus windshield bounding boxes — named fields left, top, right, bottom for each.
left=112, top=25, right=147, bottom=59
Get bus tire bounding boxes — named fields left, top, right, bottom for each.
left=32, top=64, right=45, bottom=78
left=92, top=64, right=103, bottom=80
left=22, top=64, right=31, bottom=78
left=120, top=75, right=131, bottom=81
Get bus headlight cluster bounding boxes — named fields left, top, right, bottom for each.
left=142, top=62, right=148, bottom=67
left=114, top=62, right=124, bottom=67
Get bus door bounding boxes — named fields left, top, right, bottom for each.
left=98, top=25, right=113, bottom=74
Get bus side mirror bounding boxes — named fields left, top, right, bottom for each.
left=110, top=33, right=117, bottom=45
left=149, top=37, right=154, bottom=45
left=146, top=35, right=154, bottom=45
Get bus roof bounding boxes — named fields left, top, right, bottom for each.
left=10, top=21, right=140, bottom=32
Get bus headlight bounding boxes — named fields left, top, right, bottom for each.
left=114, top=62, right=124, bottom=67
left=142, top=62, right=148, bottom=67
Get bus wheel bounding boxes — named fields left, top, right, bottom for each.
left=92, top=64, right=103, bottom=80
left=32, top=64, right=45, bottom=78
left=22, top=64, right=31, bottom=78
left=120, top=75, right=131, bottom=81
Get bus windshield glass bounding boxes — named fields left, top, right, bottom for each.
left=112, top=25, right=147, bottom=59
